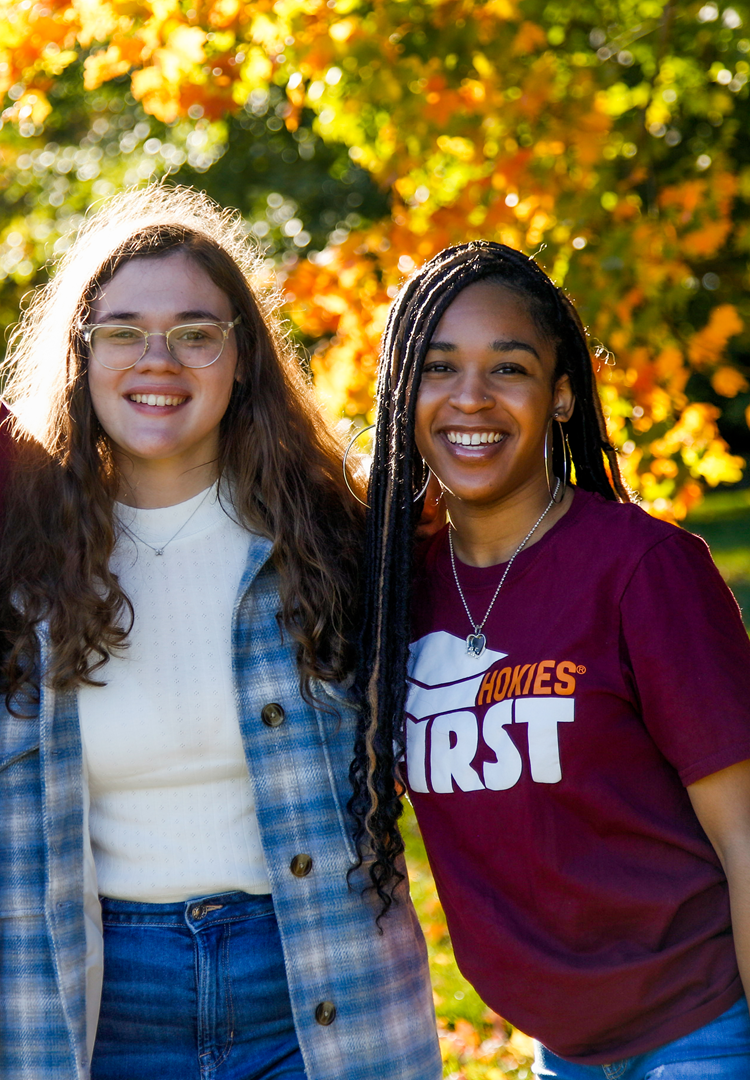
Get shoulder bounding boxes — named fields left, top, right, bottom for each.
left=575, top=487, right=682, bottom=544
left=568, top=488, right=709, bottom=569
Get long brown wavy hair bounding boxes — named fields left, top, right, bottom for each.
left=0, top=184, right=364, bottom=708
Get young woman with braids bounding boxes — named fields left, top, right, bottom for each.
left=0, top=186, right=441, bottom=1080
left=352, top=240, right=750, bottom=1078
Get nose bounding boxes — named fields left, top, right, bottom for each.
left=134, top=333, right=182, bottom=372
left=449, top=369, right=494, bottom=413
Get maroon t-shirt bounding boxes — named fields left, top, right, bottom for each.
left=407, top=487, right=750, bottom=1064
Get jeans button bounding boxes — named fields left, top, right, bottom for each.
left=191, top=904, right=205, bottom=919
left=315, top=1000, right=336, bottom=1026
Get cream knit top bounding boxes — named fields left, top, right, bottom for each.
left=78, top=483, right=271, bottom=902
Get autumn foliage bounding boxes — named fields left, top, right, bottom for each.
left=1, top=0, right=750, bottom=523
left=1, top=5, right=749, bottom=1075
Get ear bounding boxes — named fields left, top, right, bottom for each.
left=552, top=373, right=575, bottom=422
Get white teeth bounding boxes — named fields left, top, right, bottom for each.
left=445, top=431, right=504, bottom=445
left=129, top=394, right=187, bottom=407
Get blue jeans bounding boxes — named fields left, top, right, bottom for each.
left=533, top=996, right=750, bottom=1078
left=91, top=890, right=307, bottom=1080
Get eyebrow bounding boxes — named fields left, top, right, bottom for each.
left=427, top=338, right=540, bottom=359
left=94, top=309, right=225, bottom=323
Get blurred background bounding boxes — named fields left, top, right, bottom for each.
left=1, top=0, right=749, bottom=1074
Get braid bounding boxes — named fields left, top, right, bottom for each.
left=350, top=241, right=630, bottom=913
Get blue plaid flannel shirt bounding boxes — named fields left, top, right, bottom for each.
left=0, top=534, right=441, bottom=1079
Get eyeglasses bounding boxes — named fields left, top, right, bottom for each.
left=81, top=316, right=241, bottom=370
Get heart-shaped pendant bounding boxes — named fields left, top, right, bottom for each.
left=466, top=633, right=486, bottom=657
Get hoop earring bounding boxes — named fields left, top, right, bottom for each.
left=342, top=423, right=431, bottom=509
left=545, top=416, right=569, bottom=504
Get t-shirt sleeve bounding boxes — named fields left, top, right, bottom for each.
left=620, top=529, right=750, bottom=787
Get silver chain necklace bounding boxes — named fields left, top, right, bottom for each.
left=118, top=485, right=214, bottom=556
left=449, top=493, right=556, bottom=657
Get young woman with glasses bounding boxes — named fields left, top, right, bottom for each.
left=0, top=186, right=441, bottom=1080
left=352, top=241, right=750, bottom=1079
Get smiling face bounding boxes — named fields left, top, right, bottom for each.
left=87, top=249, right=238, bottom=502
left=414, top=281, right=574, bottom=512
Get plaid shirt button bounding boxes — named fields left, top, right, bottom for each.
left=315, top=1001, right=336, bottom=1026
left=290, top=853, right=313, bottom=877
left=261, top=703, right=286, bottom=727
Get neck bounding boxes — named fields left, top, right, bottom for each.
left=115, top=458, right=218, bottom=509
left=446, top=476, right=574, bottom=567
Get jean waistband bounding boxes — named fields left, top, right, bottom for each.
left=100, top=890, right=274, bottom=927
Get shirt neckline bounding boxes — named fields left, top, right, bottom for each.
left=434, top=486, right=593, bottom=592
left=115, top=481, right=231, bottom=547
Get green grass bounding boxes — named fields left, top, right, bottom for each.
left=685, top=487, right=750, bottom=626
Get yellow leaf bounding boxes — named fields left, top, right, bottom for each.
left=84, top=44, right=134, bottom=88
left=73, top=0, right=121, bottom=48
left=472, top=52, right=494, bottom=78
left=436, top=135, right=475, bottom=162
left=693, top=439, right=744, bottom=486
left=13, top=90, right=52, bottom=124
left=482, top=0, right=518, bottom=16
left=508, top=1027, right=535, bottom=1057
left=166, top=23, right=205, bottom=65
left=243, top=45, right=273, bottom=84
left=329, top=18, right=355, bottom=42
left=313, top=292, right=348, bottom=314
left=207, top=0, right=240, bottom=28
left=130, top=64, right=180, bottom=122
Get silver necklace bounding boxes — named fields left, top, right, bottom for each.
left=118, top=485, right=214, bottom=556
left=449, top=494, right=556, bottom=657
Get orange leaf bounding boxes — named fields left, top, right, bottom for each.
left=512, top=20, right=548, bottom=55
left=711, top=365, right=749, bottom=398
left=680, top=219, right=731, bottom=259
left=688, top=305, right=744, bottom=367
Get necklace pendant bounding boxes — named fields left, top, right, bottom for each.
left=466, top=632, right=486, bottom=657
left=154, top=549, right=164, bottom=556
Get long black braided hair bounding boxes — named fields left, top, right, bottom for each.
left=350, top=240, right=631, bottom=916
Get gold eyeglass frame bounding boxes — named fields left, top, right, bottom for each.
left=81, top=315, right=241, bottom=370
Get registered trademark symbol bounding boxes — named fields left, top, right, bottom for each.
left=576, top=665, right=587, bottom=674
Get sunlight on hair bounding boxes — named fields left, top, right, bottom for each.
left=2, top=183, right=276, bottom=449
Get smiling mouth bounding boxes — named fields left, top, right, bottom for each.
left=445, top=431, right=505, bottom=446
left=129, top=394, right=188, bottom=407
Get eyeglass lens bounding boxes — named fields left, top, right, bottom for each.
left=89, top=324, right=228, bottom=369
